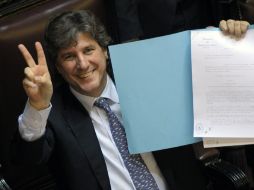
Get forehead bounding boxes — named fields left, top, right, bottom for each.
left=58, top=32, right=99, bottom=54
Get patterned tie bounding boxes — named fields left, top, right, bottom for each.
left=94, top=98, right=159, bottom=190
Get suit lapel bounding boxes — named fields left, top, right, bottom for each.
left=63, top=88, right=111, bottom=190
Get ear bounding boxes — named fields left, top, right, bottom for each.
left=104, top=49, right=108, bottom=59
left=55, top=62, right=62, bottom=74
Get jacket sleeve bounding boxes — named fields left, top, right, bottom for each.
left=11, top=123, right=55, bottom=165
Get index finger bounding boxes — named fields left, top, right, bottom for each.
left=18, top=44, right=36, bottom=68
left=35, top=42, right=47, bottom=66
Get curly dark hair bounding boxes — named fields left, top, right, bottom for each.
left=44, top=10, right=112, bottom=63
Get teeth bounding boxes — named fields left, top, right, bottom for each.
left=79, top=70, right=94, bottom=78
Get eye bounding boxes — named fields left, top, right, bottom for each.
left=63, top=54, right=75, bottom=61
left=83, top=47, right=95, bottom=55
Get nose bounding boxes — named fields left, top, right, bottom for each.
left=76, top=54, right=89, bottom=69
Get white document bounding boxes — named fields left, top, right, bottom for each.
left=191, top=29, right=254, bottom=138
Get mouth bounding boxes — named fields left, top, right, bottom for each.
left=78, top=69, right=96, bottom=79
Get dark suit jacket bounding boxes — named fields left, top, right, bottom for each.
left=12, top=84, right=209, bottom=190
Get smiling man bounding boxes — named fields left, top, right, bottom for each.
left=12, top=10, right=249, bottom=190
left=14, top=10, right=169, bottom=190
left=56, top=32, right=108, bottom=97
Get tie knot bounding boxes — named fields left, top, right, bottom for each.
left=94, top=98, right=111, bottom=113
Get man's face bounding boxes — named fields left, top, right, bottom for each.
left=56, top=32, right=108, bottom=97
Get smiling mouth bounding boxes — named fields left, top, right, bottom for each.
left=78, top=69, right=96, bottom=78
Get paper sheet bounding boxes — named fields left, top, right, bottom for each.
left=191, top=29, right=254, bottom=138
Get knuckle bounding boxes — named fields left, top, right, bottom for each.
left=227, top=19, right=234, bottom=22
left=235, top=21, right=240, bottom=26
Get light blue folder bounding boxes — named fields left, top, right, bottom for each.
left=109, top=31, right=201, bottom=154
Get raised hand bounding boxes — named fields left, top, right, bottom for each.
left=219, top=19, right=250, bottom=38
left=18, top=42, right=53, bottom=110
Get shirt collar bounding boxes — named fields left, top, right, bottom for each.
left=70, top=75, right=119, bottom=113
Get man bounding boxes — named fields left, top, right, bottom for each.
left=12, top=10, right=249, bottom=190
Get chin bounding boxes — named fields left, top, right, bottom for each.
left=79, top=85, right=101, bottom=96
left=73, top=77, right=105, bottom=96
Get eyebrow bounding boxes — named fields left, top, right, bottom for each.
left=60, top=52, right=73, bottom=58
left=58, top=42, right=97, bottom=57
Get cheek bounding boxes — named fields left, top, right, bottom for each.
left=97, top=56, right=107, bottom=71
left=61, top=63, right=74, bottom=72
left=57, top=65, right=76, bottom=79
left=98, top=62, right=107, bottom=76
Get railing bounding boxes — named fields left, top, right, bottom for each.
left=0, top=0, right=49, bottom=19
left=0, top=164, right=11, bottom=190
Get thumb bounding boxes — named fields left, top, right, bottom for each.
left=34, top=76, right=43, bottom=84
left=34, top=73, right=52, bottom=87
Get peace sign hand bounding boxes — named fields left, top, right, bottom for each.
left=18, top=42, right=53, bottom=110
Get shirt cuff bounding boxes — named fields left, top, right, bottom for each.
left=18, top=101, right=52, bottom=141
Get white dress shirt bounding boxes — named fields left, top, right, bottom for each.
left=18, top=75, right=168, bottom=190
